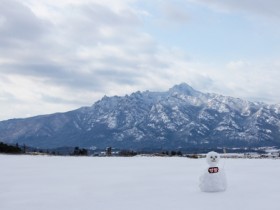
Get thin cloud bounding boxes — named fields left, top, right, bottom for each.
left=189, top=0, right=280, bottom=19
left=0, top=0, right=50, bottom=43
left=161, top=2, right=190, bottom=24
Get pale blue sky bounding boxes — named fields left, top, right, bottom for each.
left=140, top=1, right=280, bottom=61
left=0, top=0, right=280, bottom=120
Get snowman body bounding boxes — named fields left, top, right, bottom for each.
left=199, top=151, right=227, bottom=192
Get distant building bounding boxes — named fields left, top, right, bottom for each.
left=106, top=147, right=112, bottom=156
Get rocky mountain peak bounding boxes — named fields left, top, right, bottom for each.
left=168, top=83, right=199, bottom=96
left=1, top=83, right=280, bottom=150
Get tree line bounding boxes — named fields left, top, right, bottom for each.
left=0, top=142, right=184, bottom=157
left=0, top=142, right=22, bottom=154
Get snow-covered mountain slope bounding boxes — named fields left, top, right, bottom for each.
left=1, top=83, right=280, bottom=150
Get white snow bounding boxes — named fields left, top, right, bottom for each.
left=107, top=115, right=117, bottom=128
left=1, top=155, right=280, bottom=210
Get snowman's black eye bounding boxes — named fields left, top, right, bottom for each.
left=215, top=156, right=217, bottom=158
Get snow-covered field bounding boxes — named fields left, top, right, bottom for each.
left=1, top=155, right=279, bottom=210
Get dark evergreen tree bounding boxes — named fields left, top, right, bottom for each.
left=177, top=151, right=183, bottom=156
left=72, top=147, right=88, bottom=156
left=170, top=151, right=176, bottom=156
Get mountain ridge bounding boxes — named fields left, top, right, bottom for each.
left=1, top=83, right=280, bottom=150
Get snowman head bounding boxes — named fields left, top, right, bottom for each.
left=206, top=151, right=220, bottom=166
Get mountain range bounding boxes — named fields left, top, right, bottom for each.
left=1, top=83, right=280, bottom=151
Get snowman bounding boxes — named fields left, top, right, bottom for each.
left=199, top=151, right=227, bottom=192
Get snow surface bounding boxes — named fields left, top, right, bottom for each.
left=1, top=155, right=280, bottom=210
